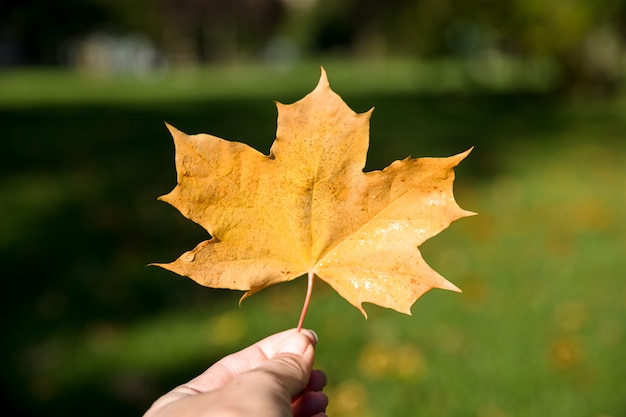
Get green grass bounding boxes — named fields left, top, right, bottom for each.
left=0, top=56, right=557, bottom=107
left=1, top=62, right=625, bottom=416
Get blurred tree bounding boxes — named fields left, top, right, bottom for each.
left=2, top=0, right=624, bottom=91
left=156, top=0, right=286, bottom=64
left=0, top=0, right=112, bottom=65
left=506, top=0, right=625, bottom=92
left=0, top=0, right=286, bottom=66
left=90, top=0, right=164, bottom=36
left=306, top=0, right=626, bottom=92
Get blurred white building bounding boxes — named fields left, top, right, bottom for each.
left=68, top=32, right=168, bottom=80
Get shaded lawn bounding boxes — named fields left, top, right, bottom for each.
left=1, top=68, right=625, bottom=416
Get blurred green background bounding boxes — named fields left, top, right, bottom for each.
left=1, top=1, right=625, bottom=416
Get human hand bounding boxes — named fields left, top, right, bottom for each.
left=143, top=328, right=327, bottom=417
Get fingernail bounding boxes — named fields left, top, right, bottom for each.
left=309, top=329, right=318, bottom=343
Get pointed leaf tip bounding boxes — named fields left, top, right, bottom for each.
left=316, top=67, right=330, bottom=91
left=439, top=279, right=462, bottom=293
left=357, top=303, right=369, bottom=319
left=164, top=122, right=185, bottom=138
left=450, top=147, right=474, bottom=166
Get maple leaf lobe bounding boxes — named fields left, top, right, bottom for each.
left=154, top=68, right=474, bottom=317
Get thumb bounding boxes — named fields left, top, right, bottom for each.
left=252, top=330, right=317, bottom=398
left=275, top=329, right=318, bottom=357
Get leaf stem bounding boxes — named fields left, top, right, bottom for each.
left=297, top=270, right=315, bottom=332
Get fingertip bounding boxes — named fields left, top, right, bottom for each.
left=292, top=391, right=328, bottom=417
left=278, top=331, right=315, bottom=355
left=300, top=328, right=318, bottom=345
left=307, top=369, right=327, bottom=392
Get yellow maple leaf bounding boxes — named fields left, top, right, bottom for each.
left=154, top=69, right=474, bottom=325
